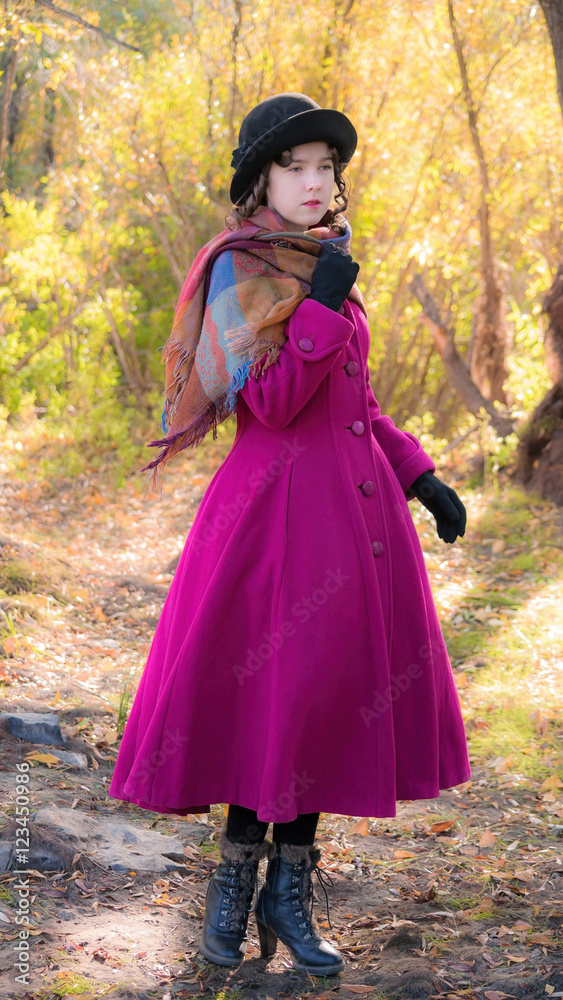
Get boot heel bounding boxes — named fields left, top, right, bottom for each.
left=256, top=917, right=278, bottom=959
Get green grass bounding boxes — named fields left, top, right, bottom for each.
left=421, top=480, right=563, bottom=787
left=115, top=679, right=134, bottom=737
left=31, top=973, right=98, bottom=999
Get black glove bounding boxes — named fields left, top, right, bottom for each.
left=309, top=241, right=360, bottom=313
left=410, top=471, right=467, bottom=544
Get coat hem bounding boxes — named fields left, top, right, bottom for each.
left=108, top=767, right=472, bottom=822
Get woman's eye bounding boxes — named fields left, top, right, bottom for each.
left=289, top=165, right=331, bottom=173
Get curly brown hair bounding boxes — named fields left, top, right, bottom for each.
left=225, top=145, right=350, bottom=235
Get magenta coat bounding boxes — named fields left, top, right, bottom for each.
left=109, top=296, right=471, bottom=823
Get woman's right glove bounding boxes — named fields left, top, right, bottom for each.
left=309, top=241, right=360, bottom=313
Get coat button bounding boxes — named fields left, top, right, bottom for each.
left=371, top=540, right=384, bottom=556
left=344, top=361, right=359, bottom=376
left=360, top=481, right=375, bottom=496
left=351, top=420, right=365, bottom=435
left=298, top=337, right=314, bottom=352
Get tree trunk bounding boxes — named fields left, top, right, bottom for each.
left=515, top=266, right=563, bottom=504
left=0, top=34, right=19, bottom=186
left=448, top=0, right=510, bottom=405
left=410, top=273, right=514, bottom=439
left=514, top=2, right=563, bottom=504
left=540, top=0, right=563, bottom=116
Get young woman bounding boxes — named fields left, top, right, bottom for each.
left=109, top=92, right=471, bottom=978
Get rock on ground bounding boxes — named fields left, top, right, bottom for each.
left=32, top=806, right=187, bottom=873
left=0, top=712, right=65, bottom=746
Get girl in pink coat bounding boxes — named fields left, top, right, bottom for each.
left=109, top=92, right=471, bottom=977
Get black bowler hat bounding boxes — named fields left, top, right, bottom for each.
left=230, top=92, right=358, bottom=205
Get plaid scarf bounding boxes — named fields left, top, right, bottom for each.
left=144, top=205, right=366, bottom=487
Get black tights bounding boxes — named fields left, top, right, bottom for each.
left=226, top=804, right=319, bottom=848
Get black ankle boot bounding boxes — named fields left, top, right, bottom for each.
left=199, top=829, right=271, bottom=966
left=254, top=840, right=344, bottom=976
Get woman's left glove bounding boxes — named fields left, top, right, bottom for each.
left=410, top=471, right=467, bottom=544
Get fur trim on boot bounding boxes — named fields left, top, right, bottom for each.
left=276, top=841, right=321, bottom=866
left=218, top=829, right=271, bottom=865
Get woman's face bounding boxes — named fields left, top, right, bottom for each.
left=266, top=141, right=335, bottom=231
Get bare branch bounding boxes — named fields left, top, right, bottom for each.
left=33, top=0, right=144, bottom=54
left=410, top=273, right=514, bottom=438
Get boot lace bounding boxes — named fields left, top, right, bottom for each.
left=291, top=857, right=336, bottom=939
left=218, top=857, right=259, bottom=933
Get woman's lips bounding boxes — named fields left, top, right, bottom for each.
left=304, top=201, right=321, bottom=206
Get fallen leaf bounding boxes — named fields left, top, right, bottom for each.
left=414, top=883, right=436, bottom=903
left=97, top=728, right=118, bottom=746
left=393, top=850, right=419, bottom=859
left=456, top=779, right=472, bottom=792
left=430, top=816, right=459, bottom=834
left=482, top=951, right=503, bottom=966
left=539, top=775, right=563, bottom=792
left=340, top=988, right=375, bottom=995
left=493, top=753, right=515, bottom=773
left=479, top=830, right=498, bottom=847
left=528, top=932, right=553, bottom=945
left=350, top=816, right=370, bottom=835
left=25, top=752, right=62, bottom=766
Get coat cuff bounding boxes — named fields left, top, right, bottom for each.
left=287, top=297, right=354, bottom=361
left=393, top=435, right=436, bottom=500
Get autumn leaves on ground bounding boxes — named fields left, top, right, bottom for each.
left=0, top=429, right=561, bottom=1000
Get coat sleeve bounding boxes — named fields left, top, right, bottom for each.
left=365, top=364, right=436, bottom=499
left=238, top=297, right=354, bottom=430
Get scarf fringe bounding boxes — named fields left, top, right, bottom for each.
left=143, top=350, right=265, bottom=491
left=144, top=404, right=222, bottom=495
left=160, top=340, right=196, bottom=433
left=224, top=323, right=262, bottom=356
left=224, top=358, right=252, bottom=409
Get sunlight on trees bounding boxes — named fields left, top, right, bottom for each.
left=0, top=0, right=562, bottom=484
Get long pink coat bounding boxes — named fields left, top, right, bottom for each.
left=109, top=296, right=471, bottom=823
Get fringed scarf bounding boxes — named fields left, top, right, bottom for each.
left=144, top=205, right=366, bottom=488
